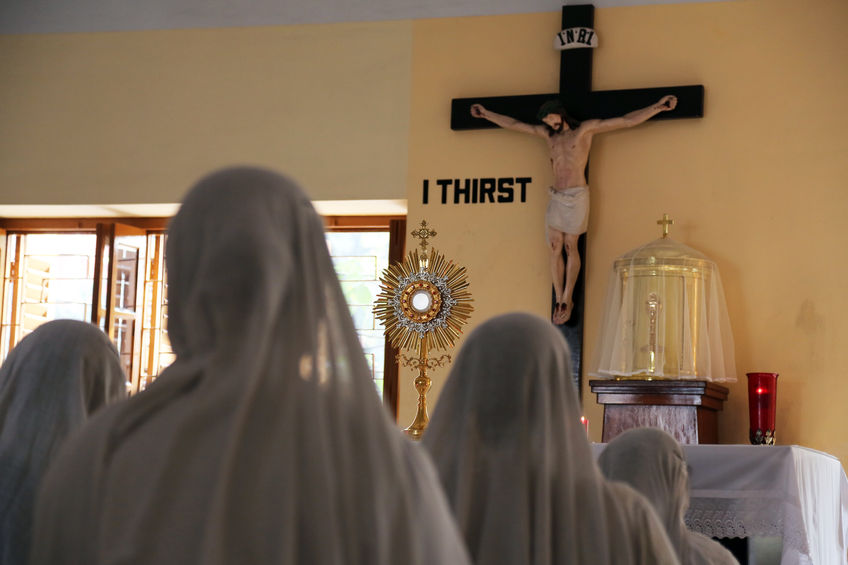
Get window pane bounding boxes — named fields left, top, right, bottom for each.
left=24, top=234, right=96, bottom=256
left=338, top=280, right=381, bottom=308
left=325, top=231, right=390, bottom=399
left=2, top=234, right=96, bottom=351
left=24, top=255, right=92, bottom=278
left=345, top=304, right=377, bottom=331
left=26, top=278, right=92, bottom=305
left=331, top=256, right=379, bottom=281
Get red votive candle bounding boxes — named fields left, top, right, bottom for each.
left=746, top=372, right=778, bottom=445
left=580, top=416, right=589, bottom=439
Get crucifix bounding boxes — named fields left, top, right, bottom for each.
left=450, top=4, right=704, bottom=392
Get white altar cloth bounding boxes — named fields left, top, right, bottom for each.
left=592, top=444, right=848, bottom=565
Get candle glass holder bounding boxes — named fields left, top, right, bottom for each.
left=747, top=372, right=778, bottom=445
left=580, top=416, right=589, bottom=439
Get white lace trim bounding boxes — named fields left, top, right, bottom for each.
left=686, top=497, right=809, bottom=556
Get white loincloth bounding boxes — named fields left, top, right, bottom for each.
left=546, top=186, right=589, bottom=235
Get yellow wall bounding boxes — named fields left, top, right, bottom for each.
left=3, top=0, right=848, bottom=464
left=0, top=21, right=412, bottom=204
left=404, top=0, right=848, bottom=464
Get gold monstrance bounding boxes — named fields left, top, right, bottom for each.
left=373, top=221, right=473, bottom=439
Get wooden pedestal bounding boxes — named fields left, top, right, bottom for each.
left=588, top=379, right=729, bottom=444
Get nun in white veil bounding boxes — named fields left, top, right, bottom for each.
left=422, top=312, right=680, bottom=565
left=30, top=166, right=471, bottom=565
left=598, top=427, right=739, bottom=565
left=0, top=319, right=126, bottom=565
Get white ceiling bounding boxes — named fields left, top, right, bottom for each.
left=1, top=0, right=732, bottom=35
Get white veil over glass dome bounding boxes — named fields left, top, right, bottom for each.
left=590, top=235, right=736, bottom=382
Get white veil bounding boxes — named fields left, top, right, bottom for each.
left=0, top=320, right=126, bottom=565
left=30, top=166, right=470, bottom=565
left=422, top=312, right=680, bottom=565
left=598, top=427, right=739, bottom=565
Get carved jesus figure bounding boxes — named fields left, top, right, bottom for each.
left=470, top=95, right=677, bottom=324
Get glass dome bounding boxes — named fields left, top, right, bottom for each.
left=590, top=237, right=736, bottom=382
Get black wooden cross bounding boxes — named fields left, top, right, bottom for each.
left=449, top=4, right=704, bottom=393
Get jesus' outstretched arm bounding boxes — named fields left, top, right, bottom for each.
left=470, top=104, right=547, bottom=137
left=578, top=95, right=677, bottom=135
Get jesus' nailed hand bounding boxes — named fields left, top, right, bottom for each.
left=470, top=95, right=677, bottom=325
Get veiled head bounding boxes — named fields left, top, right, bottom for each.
left=0, top=319, right=126, bottom=418
left=165, top=167, right=324, bottom=359
left=598, top=427, right=690, bottom=526
left=425, top=312, right=588, bottom=464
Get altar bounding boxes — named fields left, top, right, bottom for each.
left=592, top=444, right=848, bottom=564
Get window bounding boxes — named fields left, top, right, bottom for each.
left=0, top=220, right=170, bottom=393
left=0, top=216, right=404, bottom=417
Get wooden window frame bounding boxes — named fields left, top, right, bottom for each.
left=0, top=218, right=170, bottom=232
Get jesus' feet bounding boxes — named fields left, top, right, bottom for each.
left=552, top=301, right=573, bottom=325
left=561, top=301, right=573, bottom=323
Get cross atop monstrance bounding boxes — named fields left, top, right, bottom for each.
left=657, top=213, right=674, bottom=239
left=449, top=4, right=704, bottom=391
left=410, top=220, right=437, bottom=258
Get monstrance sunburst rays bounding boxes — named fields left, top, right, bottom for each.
left=373, top=247, right=473, bottom=352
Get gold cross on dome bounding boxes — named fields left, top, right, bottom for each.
left=411, top=220, right=437, bottom=255
left=657, top=213, right=674, bottom=239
